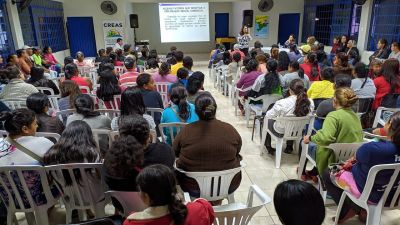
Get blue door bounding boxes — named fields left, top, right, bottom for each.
left=278, top=13, right=300, bottom=45
left=215, top=13, right=229, bottom=39
left=67, top=17, right=97, bottom=57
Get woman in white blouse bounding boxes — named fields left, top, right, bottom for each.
left=264, top=79, right=314, bottom=154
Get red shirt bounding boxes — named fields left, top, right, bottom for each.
left=372, top=76, right=400, bottom=109
left=70, top=76, right=90, bottom=93
left=230, top=50, right=245, bottom=60
left=300, top=63, right=320, bottom=81
left=120, top=71, right=139, bottom=85
left=114, top=61, right=124, bottom=67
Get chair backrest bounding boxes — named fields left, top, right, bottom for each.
left=105, top=95, right=121, bottom=110
left=356, top=98, right=374, bottom=114
left=120, top=82, right=137, bottom=88
left=213, top=185, right=271, bottom=225
left=36, top=87, right=55, bottom=96
left=155, top=82, right=170, bottom=108
left=79, top=86, right=91, bottom=94
left=146, top=107, right=163, bottom=121
left=0, top=130, right=60, bottom=141
left=327, top=143, right=365, bottom=163
left=313, top=98, right=329, bottom=108
left=137, top=65, right=145, bottom=73
left=114, top=66, right=125, bottom=76
left=97, top=109, right=120, bottom=120
left=105, top=191, right=146, bottom=217
left=92, top=129, right=112, bottom=152
left=65, top=218, right=116, bottom=225
left=56, top=109, right=76, bottom=125
left=358, top=163, right=400, bottom=210
left=2, top=98, right=26, bottom=110
left=260, top=94, right=282, bottom=112
left=178, top=166, right=242, bottom=201
left=45, top=163, right=105, bottom=210
left=158, top=122, right=187, bottom=144
left=275, top=116, right=314, bottom=140
left=48, top=95, right=60, bottom=110
left=373, top=107, right=398, bottom=128
left=0, top=165, right=58, bottom=211
left=78, top=66, right=92, bottom=77
left=109, top=131, right=119, bottom=143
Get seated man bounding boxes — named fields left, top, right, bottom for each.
left=119, top=57, right=139, bottom=85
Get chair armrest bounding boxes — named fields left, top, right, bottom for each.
left=246, top=185, right=271, bottom=207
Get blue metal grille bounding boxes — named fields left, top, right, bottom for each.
left=303, top=0, right=362, bottom=45
left=368, top=0, right=400, bottom=51
left=18, top=0, right=67, bottom=52
left=0, top=0, right=14, bottom=59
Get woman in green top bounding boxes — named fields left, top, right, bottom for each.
left=32, top=47, right=44, bottom=66
left=247, top=59, right=282, bottom=99
left=303, top=87, right=363, bottom=175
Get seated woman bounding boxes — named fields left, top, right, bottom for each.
left=64, top=63, right=92, bottom=93
left=176, top=67, right=189, bottom=87
left=274, top=180, right=325, bottom=225
left=96, top=69, right=121, bottom=109
left=300, top=53, right=320, bottom=81
left=281, top=61, right=310, bottom=95
left=111, top=87, right=156, bottom=131
left=264, top=79, right=314, bottom=154
left=137, top=73, right=164, bottom=125
left=333, top=52, right=352, bottom=76
left=173, top=93, right=242, bottom=199
left=27, top=66, right=60, bottom=95
left=161, top=84, right=199, bottom=145
left=249, top=59, right=282, bottom=98
left=42, top=46, right=61, bottom=74
left=153, top=62, right=178, bottom=83
left=277, top=51, right=290, bottom=76
left=67, top=94, right=111, bottom=154
left=373, top=59, right=400, bottom=110
left=58, top=80, right=81, bottom=110
left=322, top=111, right=400, bottom=223
left=186, top=72, right=209, bottom=104
left=307, top=67, right=335, bottom=100
left=123, top=165, right=215, bottom=225
left=75, top=51, right=91, bottom=67
left=144, top=58, right=159, bottom=74
left=227, top=52, right=242, bottom=84
left=26, top=93, right=64, bottom=136
left=351, top=62, right=376, bottom=99
left=303, top=88, right=363, bottom=178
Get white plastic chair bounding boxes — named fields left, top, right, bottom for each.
left=97, top=109, right=120, bottom=120
left=146, top=107, right=163, bottom=121
left=114, top=66, right=124, bottom=76
left=0, top=165, right=60, bottom=225
left=334, top=163, right=400, bottom=225
left=155, top=82, right=170, bottom=108
left=78, top=66, right=92, bottom=77
left=233, top=86, right=252, bottom=116
left=36, top=87, right=55, bottom=96
left=2, top=98, right=26, bottom=110
left=48, top=95, right=60, bottom=111
left=105, top=191, right=146, bottom=217
left=120, top=82, right=137, bottom=88
left=261, top=115, right=315, bottom=168
left=0, top=131, right=60, bottom=142
left=245, top=94, right=282, bottom=128
left=175, top=165, right=244, bottom=203
left=212, top=185, right=272, bottom=225
left=158, top=122, right=187, bottom=144
left=79, top=86, right=91, bottom=94
left=56, top=109, right=76, bottom=125
left=45, top=163, right=107, bottom=223
left=92, top=129, right=112, bottom=153
left=373, top=107, right=398, bottom=128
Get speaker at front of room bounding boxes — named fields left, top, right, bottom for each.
left=130, top=14, right=139, bottom=28
left=243, top=10, right=254, bottom=28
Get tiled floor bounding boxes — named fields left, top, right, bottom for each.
left=15, top=60, right=400, bottom=225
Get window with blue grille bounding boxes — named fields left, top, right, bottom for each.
left=18, top=0, right=68, bottom=52
left=303, top=0, right=362, bottom=46
left=368, top=0, right=400, bottom=51
left=0, top=0, right=14, bottom=59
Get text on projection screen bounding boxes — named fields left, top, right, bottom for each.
left=159, top=3, right=210, bottom=43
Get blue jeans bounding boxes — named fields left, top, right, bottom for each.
left=307, top=142, right=317, bottom=160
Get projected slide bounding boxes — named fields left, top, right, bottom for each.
left=159, top=3, right=210, bottom=43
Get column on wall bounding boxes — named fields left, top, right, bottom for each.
left=5, top=0, right=24, bottom=49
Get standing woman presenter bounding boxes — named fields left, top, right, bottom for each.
left=237, top=26, right=252, bottom=56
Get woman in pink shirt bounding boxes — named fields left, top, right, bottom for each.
left=153, top=62, right=178, bottom=83
left=43, top=46, right=61, bottom=73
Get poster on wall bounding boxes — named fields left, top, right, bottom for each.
left=103, top=21, right=124, bottom=48
left=254, top=15, right=269, bottom=38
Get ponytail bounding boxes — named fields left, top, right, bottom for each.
left=308, top=53, right=319, bottom=78
left=195, top=93, right=217, bottom=121
left=290, top=79, right=311, bottom=117
left=261, top=60, right=281, bottom=94
left=289, top=61, right=304, bottom=79
left=170, top=84, right=190, bottom=120
left=168, top=194, right=188, bottom=225
left=177, top=98, right=190, bottom=120
left=387, top=112, right=400, bottom=148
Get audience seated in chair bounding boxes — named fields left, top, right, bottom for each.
left=64, top=63, right=92, bottom=93
left=16, top=49, right=32, bottom=77
left=123, top=165, right=215, bottom=225
left=277, top=51, right=290, bottom=76
left=274, top=180, right=325, bottom=225
left=0, top=66, right=38, bottom=100
left=255, top=54, right=267, bottom=74
left=263, top=79, right=314, bottom=155
left=27, top=66, right=60, bottom=95
left=120, top=57, right=139, bottom=85
left=176, top=68, right=189, bottom=88
left=303, top=88, right=363, bottom=180
left=351, top=62, right=376, bottom=99
left=372, top=59, right=400, bottom=110
left=183, top=56, right=194, bottom=76
left=300, top=53, right=320, bottom=81
left=144, top=58, right=159, bottom=74
left=307, top=67, right=334, bottom=100
left=281, top=61, right=310, bottom=95
left=322, top=111, right=400, bottom=223
left=227, top=52, right=242, bottom=84
left=333, top=52, right=352, bottom=76
left=27, top=92, right=64, bottom=136
left=171, top=51, right=184, bottom=75
left=153, top=62, right=177, bottom=83
left=137, top=73, right=164, bottom=124
left=369, top=38, right=391, bottom=64
left=58, top=80, right=82, bottom=111
left=173, top=93, right=242, bottom=199
left=111, top=87, right=156, bottom=131
left=95, top=49, right=111, bottom=64
left=186, top=72, right=208, bottom=104
left=248, top=59, right=282, bottom=99
left=96, top=70, right=121, bottom=109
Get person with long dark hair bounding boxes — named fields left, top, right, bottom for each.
left=322, top=111, right=400, bottom=223
left=236, top=59, right=262, bottom=92
left=333, top=52, right=352, bottom=76
left=173, top=93, right=242, bottom=201
left=347, top=40, right=360, bottom=66
left=373, top=59, right=400, bottom=109
left=176, top=67, right=189, bottom=87
left=96, top=69, right=121, bottom=109
left=64, top=63, right=92, bottom=93
left=58, top=80, right=81, bottom=110
left=351, top=62, right=376, bottom=99
left=237, top=26, right=252, bottom=56
left=123, top=165, right=215, bottom=225
left=369, top=38, right=391, bottom=64
left=26, top=66, right=60, bottom=95
left=26, top=92, right=64, bottom=135
left=277, top=51, right=290, bottom=75
left=300, top=53, right=320, bottom=81
left=111, top=87, right=156, bottom=131
left=288, top=44, right=302, bottom=62
left=137, top=73, right=164, bottom=125
left=281, top=61, right=310, bottom=94
left=161, top=84, right=199, bottom=145
left=389, top=41, right=400, bottom=61
left=264, top=79, right=314, bottom=154
left=249, top=59, right=282, bottom=98
left=186, top=72, right=209, bottom=104
left=153, top=62, right=178, bottom=83
left=336, top=35, right=349, bottom=53
left=42, top=46, right=61, bottom=73
left=274, top=180, right=325, bottom=225
left=307, top=67, right=335, bottom=100
left=183, top=56, right=194, bottom=75
left=144, top=58, right=159, bottom=74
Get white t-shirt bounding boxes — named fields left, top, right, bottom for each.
left=114, top=43, right=122, bottom=50
left=0, top=136, right=54, bottom=166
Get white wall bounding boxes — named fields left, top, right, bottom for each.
left=231, top=1, right=251, bottom=37
left=131, top=2, right=233, bottom=54
left=250, top=0, right=304, bottom=47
